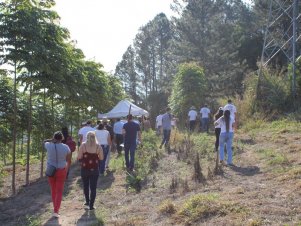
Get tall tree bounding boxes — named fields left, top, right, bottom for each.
left=115, top=45, right=141, bottom=104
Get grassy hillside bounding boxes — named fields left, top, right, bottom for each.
left=1, top=119, right=301, bottom=225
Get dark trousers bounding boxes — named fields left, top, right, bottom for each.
left=161, top=129, right=171, bottom=146
left=81, top=168, right=99, bottom=209
left=189, top=120, right=196, bottom=132
left=124, top=141, right=137, bottom=170
left=115, top=134, right=124, bottom=154
left=99, top=145, right=109, bottom=174
left=215, top=128, right=221, bottom=150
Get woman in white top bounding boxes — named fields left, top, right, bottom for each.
left=214, top=107, right=224, bottom=152
left=95, top=123, right=112, bottom=174
left=214, top=110, right=235, bottom=165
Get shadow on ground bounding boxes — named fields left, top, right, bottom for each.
left=229, top=165, right=261, bottom=176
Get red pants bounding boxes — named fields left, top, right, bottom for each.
left=48, top=168, right=67, bottom=213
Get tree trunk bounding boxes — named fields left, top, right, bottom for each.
left=40, top=88, right=46, bottom=178
left=26, top=83, right=32, bottom=186
left=2, top=144, right=6, bottom=166
left=70, top=105, right=73, bottom=137
left=20, top=130, right=24, bottom=158
left=12, top=61, right=17, bottom=195
left=51, top=94, right=54, bottom=132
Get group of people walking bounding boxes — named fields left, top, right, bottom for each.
left=186, top=100, right=238, bottom=166
left=43, top=100, right=238, bottom=218
left=44, top=114, right=141, bottom=217
left=188, top=104, right=211, bottom=133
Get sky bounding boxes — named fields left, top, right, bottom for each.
left=54, top=0, right=253, bottom=73
left=54, top=0, right=175, bottom=73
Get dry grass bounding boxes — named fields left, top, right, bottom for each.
left=174, top=193, right=248, bottom=224
left=158, top=199, right=176, bottom=215
left=278, top=167, right=301, bottom=182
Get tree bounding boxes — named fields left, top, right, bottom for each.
left=115, top=45, right=141, bottom=104
left=169, top=62, right=208, bottom=122
left=171, top=0, right=257, bottom=96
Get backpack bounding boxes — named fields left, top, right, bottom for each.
left=66, top=136, right=76, bottom=152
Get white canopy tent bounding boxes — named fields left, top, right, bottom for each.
left=98, top=99, right=149, bottom=119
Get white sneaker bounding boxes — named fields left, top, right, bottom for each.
left=52, top=212, right=60, bottom=218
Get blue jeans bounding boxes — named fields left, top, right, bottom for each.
left=201, top=118, right=209, bottom=132
left=99, top=145, right=109, bottom=174
left=161, top=129, right=171, bottom=146
left=124, top=141, right=137, bottom=170
left=219, top=132, right=234, bottom=164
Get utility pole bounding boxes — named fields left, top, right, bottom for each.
left=260, top=0, right=300, bottom=99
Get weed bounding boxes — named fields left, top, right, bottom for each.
left=126, top=172, right=142, bottom=192
left=170, top=176, right=179, bottom=193
left=176, top=193, right=247, bottom=224
left=109, top=155, right=124, bottom=172
left=257, top=148, right=289, bottom=166
left=278, top=167, right=301, bottom=181
left=193, top=153, right=206, bottom=183
left=93, top=208, right=105, bottom=226
left=158, top=199, right=176, bottom=215
left=19, top=215, right=41, bottom=226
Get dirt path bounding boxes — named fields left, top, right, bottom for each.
left=1, top=129, right=301, bottom=225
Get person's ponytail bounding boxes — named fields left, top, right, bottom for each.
left=224, top=110, right=230, bottom=132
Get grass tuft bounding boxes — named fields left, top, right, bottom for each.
left=158, top=199, right=177, bottom=215
left=176, top=193, right=247, bottom=224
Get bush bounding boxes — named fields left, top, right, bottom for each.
left=125, top=130, right=162, bottom=192
left=240, top=69, right=292, bottom=120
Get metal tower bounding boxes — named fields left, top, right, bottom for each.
left=260, top=0, right=300, bottom=97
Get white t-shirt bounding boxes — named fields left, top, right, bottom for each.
left=95, top=129, right=110, bottom=145
left=200, top=107, right=210, bottom=118
left=156, top=114, right=163, bottom=128
left=78, top=126, right=96, bottom=143
left=224, top=103, right=237, bottom=120
left=215, top=117, right=235, bottom=133
left=188, top=110, right=198, bottom=121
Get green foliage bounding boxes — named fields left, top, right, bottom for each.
left=15, top=155, right=39, bottom=166
left=126, top=173, right=142, bottom=192
left=192, top=134, right=214, bottom=157
left=257, top=69, right=292, bottom=113
left=240, top=69, right=292, bottom=119
left=19, top=214, right=41, bottom=226
left=0, top=0, right=124, bottom=182
left=126, top=130, right=161, bottom=192
left=256, top=149, right=289, bottom=166
left=170, top=62, right=208, bottom=121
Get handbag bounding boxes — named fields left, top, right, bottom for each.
left=45, top=144, right=58, bottom=177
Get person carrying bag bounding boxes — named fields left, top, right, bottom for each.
left=44, top=131, right=71, bottom=218
left=45, top=144, right=58, bottom=177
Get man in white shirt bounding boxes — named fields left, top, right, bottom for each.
left=188, top=106, right=198, bottom=132
left=155, top=111, right=163, bottom=136
left=113, top=118, right=125, bottom=155
left=78, top=120, right=96, bottom=144
left=200, top=104, right=211, bottom=133
left=224, top=99, right=238, bottom=129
